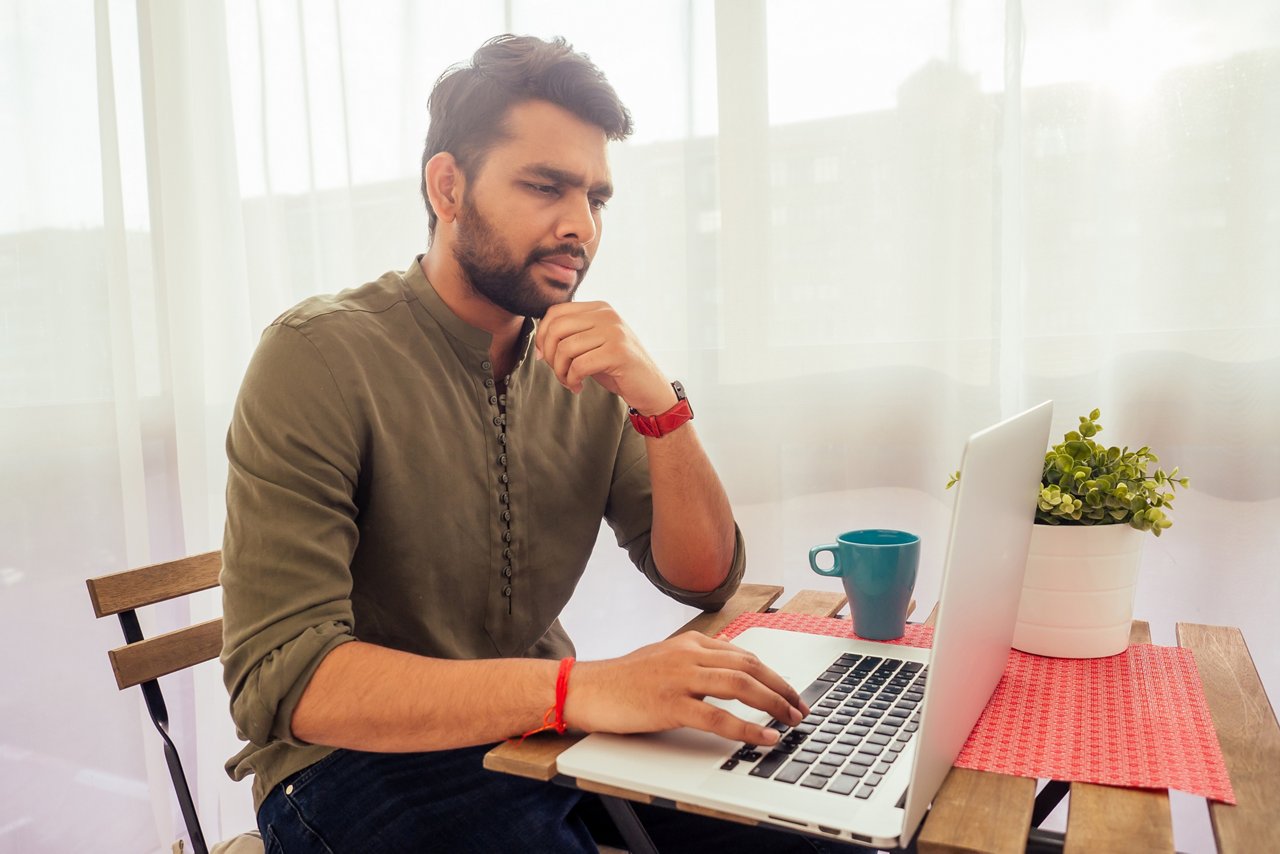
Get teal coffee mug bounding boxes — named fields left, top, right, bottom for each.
left=809, top=529, right=920, bottom=640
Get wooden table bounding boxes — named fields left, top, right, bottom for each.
left=484, top=586, right=1279, bottom=852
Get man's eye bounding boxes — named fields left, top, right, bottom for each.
left=528, top=183, right=558, bottom=196
left=590, top=198, right=609, bottom=212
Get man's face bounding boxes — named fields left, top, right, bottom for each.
left=451, top=100, right=613, bottom=319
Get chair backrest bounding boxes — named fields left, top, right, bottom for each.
left=87, top=551, right=223, bottom=854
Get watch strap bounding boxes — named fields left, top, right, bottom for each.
left=628, top=381, right=694, bottom=438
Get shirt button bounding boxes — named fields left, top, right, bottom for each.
left=489, top=395, right=498, bottom=405
left=503, top=531, right=512, bottom=543
left=500, top=492, right=509, bottom=504
left=499, top=433, right=507, bottom=446
left=503, top=547, right=512, bottom=558
left=492, top=415, right=502, bottom=426
left=502, top=510, right=512, bottom=522
left=503, top=585, right=512, bottom=597
left=498, top=454, right=508, bottom=466
left=485, top=378, right=495, bottom=388
left=482, top=360, right=492, bottom=371
left=503, top=566, right=513, bottom=578
left=500, top=473, right=509, bottom=484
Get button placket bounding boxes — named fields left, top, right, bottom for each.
left=489, top=368, right=515, bottom=614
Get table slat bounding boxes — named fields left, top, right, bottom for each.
left=1064, top=620, right=1174, bottom=853
left=775, top=589, right=845, bottom=616
left=1177, top=623, right=1280, bottom=854
left=675, top=583, right=783, bottom=635
left=482, top=583, right=783, bottom=780
left=917, top=769, right=1037, bottom=854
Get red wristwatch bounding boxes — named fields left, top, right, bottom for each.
left=628, top=381, right=694, bottom=438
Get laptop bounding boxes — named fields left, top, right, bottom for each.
left=557, top=401, right=1053, bottom=849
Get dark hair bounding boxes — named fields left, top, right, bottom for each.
left=420, top=35, right=634, bottom=235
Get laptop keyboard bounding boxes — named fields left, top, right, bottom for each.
left=719, top=653, right=926, bottom=799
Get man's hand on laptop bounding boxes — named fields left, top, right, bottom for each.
left=563, top=632, right=809, bottom=746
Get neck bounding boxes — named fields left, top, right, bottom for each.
left=419, top=249, right=525, bottom=376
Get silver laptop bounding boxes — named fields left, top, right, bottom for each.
left=557, top=401, right=1053, bottom=849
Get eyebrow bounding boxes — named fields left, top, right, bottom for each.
left=522, top=163, right=613, bottom=200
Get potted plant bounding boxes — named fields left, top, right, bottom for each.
left=950, top=409, right=1188, bottom=658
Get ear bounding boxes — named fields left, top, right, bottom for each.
left=425, top=152, right=465, bottom=225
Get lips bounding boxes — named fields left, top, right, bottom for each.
left=534, top=253, right=585, bottom=287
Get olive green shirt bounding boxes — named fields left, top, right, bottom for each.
left=220, top=258, right=745, bottom=809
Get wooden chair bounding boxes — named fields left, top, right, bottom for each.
left=86, top=551, right=263, bottom=854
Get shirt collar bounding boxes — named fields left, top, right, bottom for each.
left=403, top=255, right=538, bottom=370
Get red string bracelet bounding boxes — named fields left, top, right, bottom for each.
left=511, top=657, right=575, bottom=743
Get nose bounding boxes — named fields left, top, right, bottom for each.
left=556, top=192, right=599, bottom=247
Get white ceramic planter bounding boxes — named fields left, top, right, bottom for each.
left=1012, top=523, right=1144, bottom=658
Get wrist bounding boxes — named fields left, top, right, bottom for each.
left=628, top=381, right=693, bottom=438
left=628, top=383, right=678, bottom=416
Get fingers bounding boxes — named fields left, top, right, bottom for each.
left=688, top=634, right=810, bottom=717
left=548, top=330, right=610, bottom=392
left=537, top=302, right=613, bottom=369
left=678, top=697, right=782, bottom=746
left=693, top=666, right=804, bottom=730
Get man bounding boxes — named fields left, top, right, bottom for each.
left=221, top=35, right=839, bottom=852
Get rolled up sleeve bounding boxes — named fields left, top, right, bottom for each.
left=604, top=426, right=746, bottom=612
left=220, top=323, right=361, bottom=747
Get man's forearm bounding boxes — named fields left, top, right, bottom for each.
left=644, top=423, right=737, bottom=593
left=291, top=641, right=560, bottom=752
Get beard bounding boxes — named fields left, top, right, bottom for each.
left=452, top=198, right=591, bottom=319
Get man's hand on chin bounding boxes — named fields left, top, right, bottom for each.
left=534, top=301, right=677, bottom=413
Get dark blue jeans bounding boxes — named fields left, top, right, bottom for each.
left=257, top=744, right=870, bottom=853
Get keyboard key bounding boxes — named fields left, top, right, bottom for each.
left=828, top=743, right=854, bottom=756
left=867, top=734, right=891, bottom=746
left=875, top=761, right=894, bottom=775
left=793, top=750, right=821, bottom=765
left=840, top=764, right=868, bottom=778
left=749, top=751, right=791, bottom=779
left=861, top=744, right=884, bottom=756
left=854, top=787, right=874, bottom=799
left=800, top=774, right=829, bottom=789
left=808, top=732, right=835, bottom=745
left=720, top=758, right=738, bottom=771
left=837, top=654, right=863, bottom=666
left=848, top=753, right=876, bottom=767
left=830, top=714, right=853, bottom=725
left=800, top=681, right=834, bottom=708
left=904, top=722, right=919, bottom=733
left=887, top=742, right=906, bottom=753
left=818, top=753, right=844, bottom=766
left=776, top=761, right=809, bottom=784
left=875, top=724, right=900, bottom=736
left=808, top=763, right=837, bottom=778
left=869, top=700, right=891, bottom=712
left=828, top=775, right=860, bottom=795
left=864, top=772, right=883, bottom=787
left=820, top=724, right=843, bottom=735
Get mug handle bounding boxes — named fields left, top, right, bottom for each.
left=809, top=544, right=842, bottom=577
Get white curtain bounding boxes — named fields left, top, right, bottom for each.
left=3, top=1, right=1277, bottom=851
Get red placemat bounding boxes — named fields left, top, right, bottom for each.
left=716, top=612, right=1235, bottom=803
